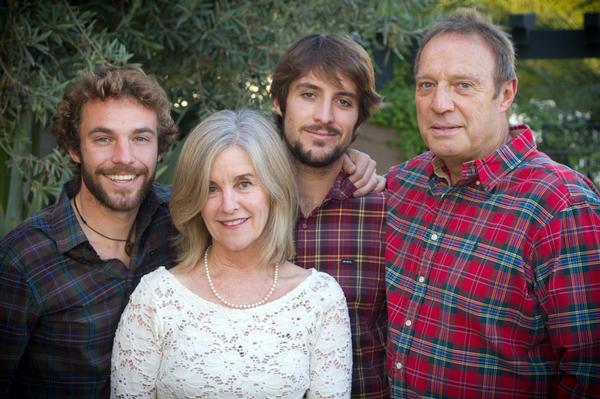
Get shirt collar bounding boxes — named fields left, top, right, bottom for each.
left=49, top=179, right=170, bottom=254
left=324, top=169, right=357, bottom=202
left=431, top=124, right=537, bottom=191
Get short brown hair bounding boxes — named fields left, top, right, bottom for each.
left=414, top=9, right=516, bottom=97
left=270, top=33, right=382, bottom=137
left=52, top=64, right=178, bottom=163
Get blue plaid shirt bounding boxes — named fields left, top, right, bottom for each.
left=0, top=179, right=178, bottom=398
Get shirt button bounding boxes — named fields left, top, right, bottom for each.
left=418, top=276, right=425, bottom=283
left=431, top=233, right=438, bottom=241
left=302, top=223, right=308, bottom=229
left=475, top=180, right=481, bottom=186
left=395, top=362, right=403, bottom=370
left=405, top=319, right=412, bottom=327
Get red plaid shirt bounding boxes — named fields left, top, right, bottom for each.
left=294, top=171, right=388, bottom=398
left=386, top=125, right=600, bottom=398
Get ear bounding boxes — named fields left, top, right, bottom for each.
left=499, top=78, right=518, bottom=112
left=67, top=146, right=81, bottom=164
left=272, top=98, right=283, bottom=116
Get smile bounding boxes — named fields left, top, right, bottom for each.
left=220, top=218, right=248, bottom=227
left=106, top=174, right=136, bottom=182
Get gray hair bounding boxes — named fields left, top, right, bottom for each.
left=414, top=9, right=516, bottom=97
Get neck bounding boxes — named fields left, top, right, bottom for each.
left=295, top=158, right=342, bottom=217
left=76, top=187, right=139, bottom=238
left=446, top=126, right=513, bottom=184
left=208, top=244, right=268, bottom=274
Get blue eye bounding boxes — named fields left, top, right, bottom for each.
left=95, top=136, right=110, bottom=143
left=338, top=98, right=353, bottom=108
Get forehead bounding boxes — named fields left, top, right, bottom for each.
left=210, top=146, right=255, bottom=176
left=291, top=69, right=357, bottom=94
left=417, top=33, right=495, bottom=79
left=80, top=97, right=158, bottom=129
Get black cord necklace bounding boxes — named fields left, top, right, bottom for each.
left=72, top=196, right=135, bottom=256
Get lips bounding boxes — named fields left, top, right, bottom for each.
left=302, top=124, right=341, bottom=137
left=220, top=218, right=248, bottom=227
left=430, top=123, right=463, bottom=136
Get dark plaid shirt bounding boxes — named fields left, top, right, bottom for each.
left=294, top=171, right=389, bottom=398
left=0, top=179, right=178, bottom=398
left=386, top=126, right=600, bottom=398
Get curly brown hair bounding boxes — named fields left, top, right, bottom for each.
left=52, top=64, right=178, bottom=163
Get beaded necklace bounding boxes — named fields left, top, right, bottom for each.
left=203, top=247, right=278, bottom=309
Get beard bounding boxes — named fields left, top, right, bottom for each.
left=79, top=161, right=155, bottom=212
left=283, top=124, right=351, bottom=168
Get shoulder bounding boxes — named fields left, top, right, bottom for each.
left=336, top=174, right=386, bottom=209
left=129, top=267, right=174, bottom=304
left=306, top=270, right=347, bottom=303
left=513, top=152, right=599, bottom=211
left=0, top=206, right=60, bottom=271
left=387, top=152, right=433, bottom=185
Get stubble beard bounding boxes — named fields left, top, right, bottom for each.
left=283, top=125, right=352, bottom=168
left=79, top=161, right=155, bottom=212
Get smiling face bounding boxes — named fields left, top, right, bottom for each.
left=201, top=146, right=270, bottom=256
left=275, top=70, right=359, bottom=168
left=415, top=33, right=516, bottom=181
left=69, top=97, right=159, bottom=213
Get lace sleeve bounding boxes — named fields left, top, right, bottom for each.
left=111, top=276, right=163, bottom=399
left=307, top=276, right=353, bottom=398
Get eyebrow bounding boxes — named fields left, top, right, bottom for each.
left=86, top=127, right=157, bottom=136
left=295, top=82, right=358, bottom=99
left=415, top=73, right=482, bottom=83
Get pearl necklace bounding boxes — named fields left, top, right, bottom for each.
left=203, top=247, right=279, bottom=309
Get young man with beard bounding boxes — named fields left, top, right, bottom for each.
left=0, top=65, right=179, bottom=397
left=271, top=33, right=389, bottom=398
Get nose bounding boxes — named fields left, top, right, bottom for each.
left=221, top=188, right=239, bottom=213
left=111, top=139, right=136, bottom=165
left=314, top=98, right=334, bottom=125
left=431, top=86, right=454, bottom=114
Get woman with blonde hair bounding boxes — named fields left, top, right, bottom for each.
left=111, top=109, right=352, bottom=398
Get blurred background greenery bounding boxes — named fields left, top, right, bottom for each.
left=1, top=0, right=598, bottom=236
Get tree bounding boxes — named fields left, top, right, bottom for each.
left=0, top=0, right=436, bottom=236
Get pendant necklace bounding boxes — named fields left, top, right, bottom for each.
left=72, top=196, right=136, bottom=256
left=204, top=246, right=278, bottom=309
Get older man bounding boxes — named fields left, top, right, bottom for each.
left=386, top=10, right=600, bottom=398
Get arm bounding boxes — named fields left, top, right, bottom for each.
left=533, top=201, right=600, bottom=397
left=111, top=279, right=163, bottom=398
left=342, top=148, right=385, bottom=197
left=307, top=278, right=352, bottom=398
left=0, top=248, right=39, bottom=395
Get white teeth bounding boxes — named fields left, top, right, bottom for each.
left=107, top=175, right=135, bottom=181
left=222, top=218, right=246, bottom=226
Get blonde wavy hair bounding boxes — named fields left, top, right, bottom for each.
left=170, top=109, right=298, bottom=269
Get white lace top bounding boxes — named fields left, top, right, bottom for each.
left=110, top=267, right=352, bottom=398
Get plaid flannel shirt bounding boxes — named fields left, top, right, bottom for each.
left=0, top=180, right=178, bottom=398
left=386, top=125, right=600, bottom=398
left=294, top=171, right=389, bottom=398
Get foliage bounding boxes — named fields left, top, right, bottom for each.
left=370, top=61, right=426, bottom=159
left=0, top=0, right=436, bottom=236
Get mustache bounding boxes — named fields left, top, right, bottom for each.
left=302, top=124, right=341, bottom=135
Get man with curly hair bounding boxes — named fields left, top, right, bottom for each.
left=0, top=64, right=180, bottom=397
